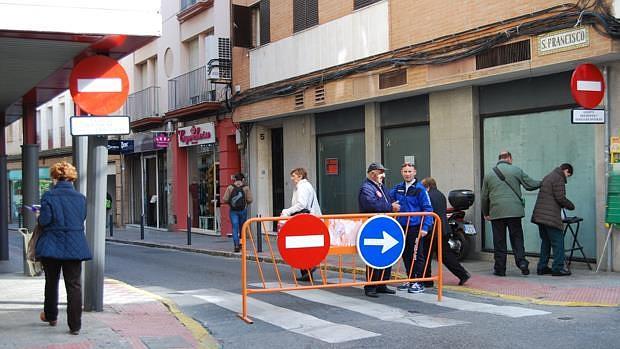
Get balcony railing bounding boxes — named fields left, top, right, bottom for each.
left=168, top=65, right=219, bottom=111
left=124, top=86, right=160, bottom=122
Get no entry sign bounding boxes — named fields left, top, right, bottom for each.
left=69, top=55, right=129, bottom=115
left=571, top=63, right=605, bottom=109
left=277, top=214, right=330, bottom=269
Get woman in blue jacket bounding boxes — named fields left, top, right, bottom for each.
left=36, top=161, right=92, bottom=335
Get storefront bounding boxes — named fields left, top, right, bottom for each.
left=125, top=133, right=168, bottom=229
left=480, top=72, right=597, bottom=260
left=7, top=168, right=51, bottom=223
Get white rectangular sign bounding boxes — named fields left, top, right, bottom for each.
left=177, top=122, right=216, bottom=147
left=537, top=27, right=589, bottom=56
left=70, top=116, right=130, bottom=136
left=571, top=109, right=605, bottom=124
left=77, top=78, right=123, bottom=93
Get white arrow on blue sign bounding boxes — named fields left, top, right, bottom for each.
left=356, top=215, right=405, bottom=269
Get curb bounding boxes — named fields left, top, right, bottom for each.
left=108, top=238, right=619, bottom=308
left=106, top=278, right=220, bottom=349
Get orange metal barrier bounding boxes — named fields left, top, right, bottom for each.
left=238, top=212, right=443, bottom=323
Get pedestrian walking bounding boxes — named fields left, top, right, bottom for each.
left=358, top=162, right=400, bottom=297
left=281, top=168, right=321, bottom=281
left=223, top=173, right=253, bottom=252
left=531, top=163, right=575, bottom=276
left=35, top=161, right=92, bottom=335
left=421, top=177, right=470, bottom=286
left=481, top=151, right=541, bottom=276
left=389, top=163, right=433, bottom=294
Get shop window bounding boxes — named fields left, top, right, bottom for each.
left=293, top=0, right=318, bottom=33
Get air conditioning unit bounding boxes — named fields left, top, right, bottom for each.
left=205, top=36, right=232, bottom=81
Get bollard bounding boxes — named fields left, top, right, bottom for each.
left=256, top=214, right=262, bottom=253
left=140, top=214, right=145, bottom=240
left=187, top=215, right=192, bottom=245
left=109, top=215, right=114, bottom=237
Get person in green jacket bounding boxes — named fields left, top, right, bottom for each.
left=481, top=151, right=541, bottom=276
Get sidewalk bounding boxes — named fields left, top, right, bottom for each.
left=0, top=272, right=218, bottom=349
left=9, top=223, right=620, bottom=307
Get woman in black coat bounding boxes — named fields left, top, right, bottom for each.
left=36, top=161, right=92, bottom=335
left=421, top=177, right=470, bottom=286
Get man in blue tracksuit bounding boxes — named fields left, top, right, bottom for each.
left=389, top=162, right=433, bottom=294
left=359, top=162, right=400, bottom=298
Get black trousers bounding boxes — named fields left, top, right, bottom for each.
left=402, top=227, right=425, bottom=279
left=423, top=231, right=469, bottom=280
left=491, top=217, right=528, bottom=272
left=42, top=258, right=83, bottom=332
left=364, top=266, right=391, bottom=291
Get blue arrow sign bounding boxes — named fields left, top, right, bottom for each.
left=357, top=215, right=405, bottom=269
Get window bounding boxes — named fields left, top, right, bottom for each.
left=233, top=0, right=270, bottom=48
left=60, top=126, right=66, bottom=147
left=354, top=0, right=381, bottom=10
left=187, top=37, right=200, bottom=70
left=47, top=106, right=53, bottom=149
left=35, top=110, right=40, bottom=144
left=180, top=0, right=197, bottom=11
left=58, top=103, right=66, bottom=147
left=293, top=0, right=318, bottom=33
left=47, top=129, right=53, bottom=149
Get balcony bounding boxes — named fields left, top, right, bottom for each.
left=123, top=86, right=162, bottom=131
left=167, top=65, right=224, bottom=117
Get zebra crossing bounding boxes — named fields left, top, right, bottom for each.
left=183, top=284, right=551, bottom=344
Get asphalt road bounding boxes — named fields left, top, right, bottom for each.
left=102, top=242, right=620, bottom=349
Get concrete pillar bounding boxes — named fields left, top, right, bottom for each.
left=217, top=118, right=241, bottom=236
left=249, top=125, right=272, bottom=218
left=429, top=86, right=482, bottom=253
left=22, top=90, right=39, bottom=275
left=283, top=115, right=316, bottom=205
left=0, top=115, right=8, bottom=261
left=364, top=103, right=381, bottom=165
left=171, top=130, right=188, bottom=230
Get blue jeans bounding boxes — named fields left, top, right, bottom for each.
left=230, top=209, right=247, bottom=247
left=537, top=224, right=565, bottom=272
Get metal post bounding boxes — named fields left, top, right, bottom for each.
left=22, top=144, right=39, bottom=275
left=140, top=214, right=145, bottom=240
left=256, top=214, right=262, bottom=253
left=84, top=136, right=107, bottom=312
left=187, top=215, right=192, bottom=245
left=109, top=214, right=114, bottom=237
left=73, top=136, right=88, bottom=195
left=0, top=114, right=8, bottom=261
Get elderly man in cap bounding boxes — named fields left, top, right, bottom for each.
left=358, top=162, right=401, bottom=297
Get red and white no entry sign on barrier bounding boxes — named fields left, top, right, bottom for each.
left=69, top=55, right=129, bottom=115
left=571, top=63, right=605, bottom=109
left=277, top=214, right=330, bottom=269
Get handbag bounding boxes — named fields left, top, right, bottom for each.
left=27, top=224, right=42, bottom=262
left=493, top=166, right=525, bottom=207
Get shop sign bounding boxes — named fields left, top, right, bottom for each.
left=537, top=27, right=589, bottom=56
left=178, top=122, right=215, bottom=147
left=108, top=139, right=135, bottom=154
left=153, top=133, right=171, bottom=148
left=120, top=140, right=134, bottom=154
left=571, top=109, right=605, bottom=124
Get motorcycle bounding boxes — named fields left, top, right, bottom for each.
left=447, top=189, right=476, bottom=261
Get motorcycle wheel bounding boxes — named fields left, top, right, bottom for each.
left=450, top=229, right=470, bottom=261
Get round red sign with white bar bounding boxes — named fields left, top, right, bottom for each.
left=277, top=214, right=330, bottom=269
left=570, top=63, right=605, bottom=109
left=69, top=55, right=129, bottom=115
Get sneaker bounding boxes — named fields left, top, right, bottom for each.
left=408, top=282, right=425, bottom=294
left=396, top=282, right=411, bottom=291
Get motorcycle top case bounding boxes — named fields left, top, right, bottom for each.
left=448, top=190, right=475, bottom=210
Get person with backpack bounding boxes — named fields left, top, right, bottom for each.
left=223, top=173, right=253, bottom=252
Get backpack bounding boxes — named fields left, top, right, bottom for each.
left=229, top=185, right=247, bottom=210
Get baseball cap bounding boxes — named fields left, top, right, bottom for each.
left=367, top=162, right=386, bottom=173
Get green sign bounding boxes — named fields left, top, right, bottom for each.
left=606, top=174, right=620, bottom=224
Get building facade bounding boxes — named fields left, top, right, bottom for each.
left=229, top=0, right=620, bottom=270
left=119, top=0, right=239, bottom=235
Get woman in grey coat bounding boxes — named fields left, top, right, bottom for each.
left=531, top=163, right=574, bottom=276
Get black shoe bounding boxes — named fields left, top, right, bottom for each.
left=493, top=270, right=506, bottom=277
left=552, top=269, right=571, bottom=276
left=458, top=272, right=471, bottom=286
left=423, top=281, right=435, bottom=288
left=537, top=267, right=552, bottom=275
left=296, top=273, right=312, bottom=282
left=376, top=286, right=396, bottom=294
left=519, top=264, right=530, bottom=275
left=364, top=289, right=379, bottom=298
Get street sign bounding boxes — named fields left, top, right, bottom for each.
left=571, top=63, right=605, bottom=109
left=70, top=116, right=130, bottom=136
left=69, top=55, right=129, bottom=115
left=356, top=215, right=405, bottom=269
left=571, top=109, right=605, bottom=124
left=277, top=214, right=330, bottom=269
